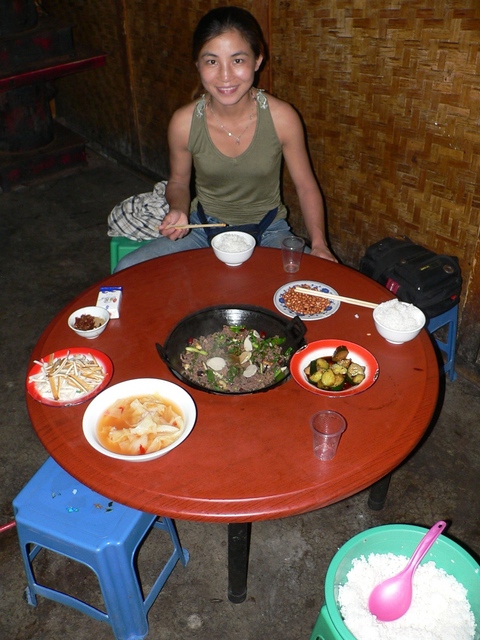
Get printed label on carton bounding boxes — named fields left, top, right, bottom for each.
left=96, top=286, right=122, bottom=318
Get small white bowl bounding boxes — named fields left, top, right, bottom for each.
left=211, top=231, right=255, bottom=266
left=68, top=306, right=110, bottom=340
left=373, top=300, right=426, bottom=344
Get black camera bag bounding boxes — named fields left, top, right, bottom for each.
left=359, top=236, right=462, bottom=318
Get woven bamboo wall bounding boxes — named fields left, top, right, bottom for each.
left=42, top=1, right=140, bottom=161
left=271, top=1, right=480, bottom=267
left=41, top=0, right=480, bottom=365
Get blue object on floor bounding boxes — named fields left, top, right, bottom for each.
left=110, top=237, right=152, bottom=273
left=13, top=457, right=189, bottom=640
left=426, top=305, right=458, bottom=381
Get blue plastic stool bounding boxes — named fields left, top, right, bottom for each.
left=110, top=237, right=152, bottom=273
left=426, top=305, right=458, bottom=381
left=13, top=457, right=189, bottom=640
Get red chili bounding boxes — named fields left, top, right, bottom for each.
left=139, top=445, right=146, bottom=454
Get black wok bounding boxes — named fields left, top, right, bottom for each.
left=156, top=304, right=307, bottom=395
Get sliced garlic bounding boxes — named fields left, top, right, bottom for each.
left=243, top=364, right=258, bottom=378
left=243, top=336, right=253, bottom=351
left=206, top=357, right=226, bottom=371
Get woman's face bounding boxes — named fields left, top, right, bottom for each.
left=196, top=29, right=263, bottom=106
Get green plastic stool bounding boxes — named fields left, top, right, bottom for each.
left=309, top=604, right=340, bottom=640
left=110, top=237, right=152, bottom=273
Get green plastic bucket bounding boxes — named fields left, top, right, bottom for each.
left=322, top=524, right=480, bottom=640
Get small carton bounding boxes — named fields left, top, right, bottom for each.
left=96, top=286, right=123, bottom=319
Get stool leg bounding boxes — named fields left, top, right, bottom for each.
left=155, top=517, right=189, bottom=566
left=17, top=541, right=43, bottom=606
left=15, top=527, right=110, bottom=622
left=426, top=307, right=458, bottom=382
left=95, top=518, right=190, bottom=640
left=446, top=315, right=458, bottom=381
left=95, top=544, right=149, bottom=640
left=143, top=518, right=190, bottom=611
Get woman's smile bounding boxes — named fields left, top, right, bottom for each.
left=197, top=30, right=262, bottom=108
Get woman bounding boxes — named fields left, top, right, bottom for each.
left=115, top=6, right=336, bottom=271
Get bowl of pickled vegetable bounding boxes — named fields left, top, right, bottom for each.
left=290, top=340, right=380, bottom=397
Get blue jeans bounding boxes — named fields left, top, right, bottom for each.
left=114, top=211, right=307, bottom=271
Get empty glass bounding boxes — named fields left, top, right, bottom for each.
left=310, top=410, right=347, bottom=460
left=281, top=236, right=305, bottom=273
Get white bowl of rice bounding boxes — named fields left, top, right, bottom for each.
left=373, top=299, right=426, bottom=344
left=211, top=231, right=255, bottom=266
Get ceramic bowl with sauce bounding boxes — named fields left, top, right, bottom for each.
left=68, top=306, right=110, bottom=339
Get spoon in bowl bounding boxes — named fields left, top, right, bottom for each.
left=368, top=520, right=447, bottom=622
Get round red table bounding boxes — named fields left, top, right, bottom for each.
left=26, top=248, right=439, bottom=602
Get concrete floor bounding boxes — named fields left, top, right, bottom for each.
left=1, top=148, right=479, bottom=640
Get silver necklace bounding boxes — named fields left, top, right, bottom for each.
left=208, top=93, right=256, bottom=145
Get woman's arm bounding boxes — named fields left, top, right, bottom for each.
left=161, top=104, right=195, bottom=239
left=269, top=96, right=336, bottom=262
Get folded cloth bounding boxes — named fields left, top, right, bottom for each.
left=107, top=181, right=169, bottom=241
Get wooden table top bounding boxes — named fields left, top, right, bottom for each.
left=26, top=247, right=439, bottom=523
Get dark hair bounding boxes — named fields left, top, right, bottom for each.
left=192, top=6, right=267, bottom=63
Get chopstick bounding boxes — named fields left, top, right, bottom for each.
left=293, top=287, right=379, bottom=309
left=166, top=223, right=227, bottom=229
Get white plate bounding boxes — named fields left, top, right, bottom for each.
left=83, top=378, right=196, bottom=461
left=273, top=281, right=340, bottom=320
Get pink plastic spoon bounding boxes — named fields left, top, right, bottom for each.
left=368, top=520, right=447, bottom=622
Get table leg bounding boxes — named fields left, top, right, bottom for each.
left=227, top=522, right=251, bottom=603
left=368, top=472, right=392, bottom=510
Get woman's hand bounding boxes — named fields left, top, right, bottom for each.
left=311, top=245, right=338, bottom=262
left=159, top=210, right=190, bottom=240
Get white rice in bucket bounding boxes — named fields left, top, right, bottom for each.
left=374, top=299, right=424, bottom=331
left=214, top=233, right=252, bottom=253
left=337, top=552, right=476, bottom=640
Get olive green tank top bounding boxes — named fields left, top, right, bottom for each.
left=188, top=90, right=287, bottom=225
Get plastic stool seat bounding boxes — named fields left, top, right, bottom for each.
left=426, top=305, right=458, bottom=381
left=13, top=457, right=188, bottom=640
left=110, top=237, right=152, bottom=273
